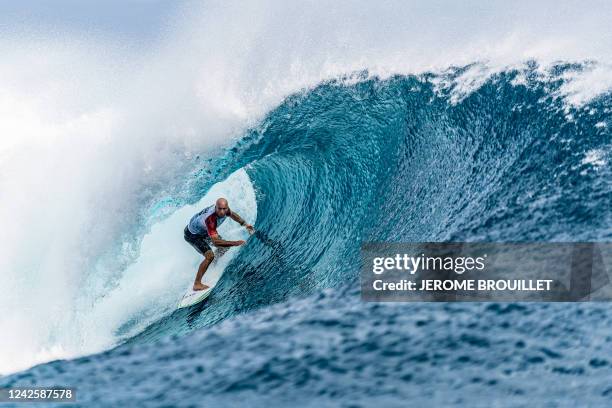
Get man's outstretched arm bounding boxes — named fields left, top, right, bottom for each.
left=210, top=234, right=245, bottom=247
left=230, top=210, right=254, bottom=233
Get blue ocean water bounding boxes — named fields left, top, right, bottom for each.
left=2, top=64, right=612, bottom=407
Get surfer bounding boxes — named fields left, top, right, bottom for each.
left=184, top=197, right=254, bottom=291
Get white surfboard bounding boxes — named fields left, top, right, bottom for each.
left=177, top=285, right=214, bottom=309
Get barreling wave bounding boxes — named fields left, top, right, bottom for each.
left=131, top=63, right=612, bottom=343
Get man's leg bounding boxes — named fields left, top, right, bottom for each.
left=193, top=250, right=214, bottom=291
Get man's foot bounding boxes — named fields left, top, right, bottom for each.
left=193, top=282, right=210, bottom=291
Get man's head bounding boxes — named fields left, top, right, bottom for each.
left=215, top=197, right=230, bottom=217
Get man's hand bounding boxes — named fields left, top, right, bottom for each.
left=236, top=240, right=246, bottom=246
left=245, top=224, right=255, bottom=235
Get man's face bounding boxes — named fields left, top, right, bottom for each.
left=215, top=203, right=229, bottom=217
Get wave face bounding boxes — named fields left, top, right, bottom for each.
left=135, top=63, right=612, bottom=344
left=219, top=63, right=612, bottom=309
left=3, top=65, right=611, bottom=405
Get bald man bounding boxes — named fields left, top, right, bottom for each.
left=184, top=198, right=254, bottom=291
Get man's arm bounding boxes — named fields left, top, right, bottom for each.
left=210, top=234, right=244, bottom=247
left=229, top=210, right=254, bottom=233
left=205, top=213, right=245, bottom=246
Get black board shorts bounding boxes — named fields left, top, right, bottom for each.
left=184, top=226, right=213, bottom=255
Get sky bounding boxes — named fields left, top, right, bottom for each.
left=0, top=0, right=185, bottom=44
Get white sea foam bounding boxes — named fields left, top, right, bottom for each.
left=582, top=149, right=608, bottom=168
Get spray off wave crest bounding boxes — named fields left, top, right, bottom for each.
left=1, top=0, right=612, bottom=375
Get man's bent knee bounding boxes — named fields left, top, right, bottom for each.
left=204, top=250, right=214, bottom=262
